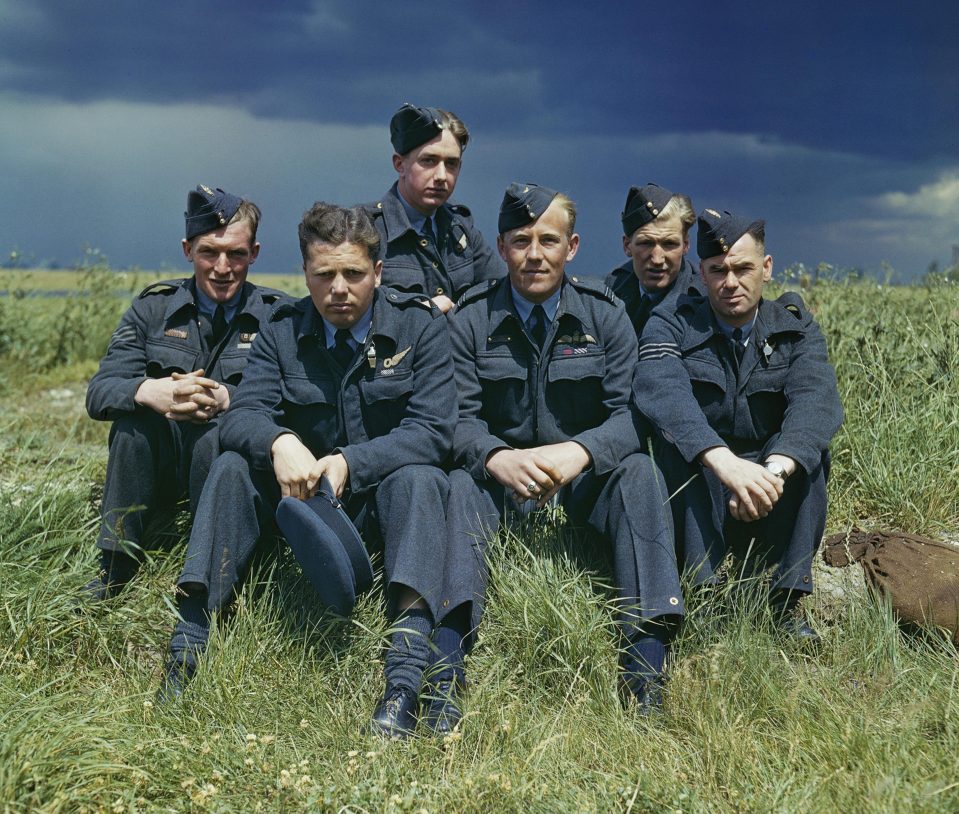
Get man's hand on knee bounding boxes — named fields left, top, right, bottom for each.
left=700, top=446, right=783, bottom=522
left=527, top=441, right=592, bottom=507
left=271, top=433, right=320, bottom=499
left=310, top=453, right=350, bottom=499
left=485, top=447, right=562, bottom=506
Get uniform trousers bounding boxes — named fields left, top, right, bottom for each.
left=446, top=452, right=680, bottom=633
left=177, top=451, right=451, bottom=620
left=655, top=439, right=829, bottom=596
left=97, top=411, right=219, bottom=553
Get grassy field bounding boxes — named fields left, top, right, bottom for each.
left=1, top=262, right=959, bottom=812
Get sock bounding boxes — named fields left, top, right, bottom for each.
left=383, top=607, right=434, bottom=694
left=428, top=605, right=471, bottom=686
left=168, top=589, right=211, bottom=665
left=769, top=588, right=801, bottom=620
left=622, top=619, right=671, bottom=693
left=98, top=548, right=140, bottom=586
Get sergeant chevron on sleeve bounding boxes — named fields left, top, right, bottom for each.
left=633, top=207, right=843, bottom=644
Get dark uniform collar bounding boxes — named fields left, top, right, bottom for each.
left=487, top=276, right=594, bottom=337
left=380, top=183, right=454, bottom=246
left=295, top=287, right=406, bottom=348
left=682, top=295, right=802, bottom=353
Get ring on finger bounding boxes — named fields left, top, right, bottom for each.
left=527, top=481, right=539, bottom=494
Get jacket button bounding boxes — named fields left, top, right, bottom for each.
left=420, top=239, right=428, bottom=248
left=435, top=287, right=444, bottom=295
left=431, top=261, right=438, bottom=268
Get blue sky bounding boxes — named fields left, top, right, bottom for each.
left=1, top=0, right=957, bottom=280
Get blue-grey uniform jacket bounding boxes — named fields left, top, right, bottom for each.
left=451, top=275, right=640, bottom=479
left=86, top=278, right=285, bottom=421
left=604, top=256, right=704, bottom=338
left=633, top=292, right=843, bottom=472
left=361, top=183, right=504, bottom=303
left=218, top=286, right=455, bottom=492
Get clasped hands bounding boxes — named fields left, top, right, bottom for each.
left=699, top=447, right=797, bottom=522
left=485, top=441, right=592, bottom=509
left=135, top=368, right=229, bottom=423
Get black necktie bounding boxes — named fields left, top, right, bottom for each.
left=731, top=327, right=746, bottom=364
left=422, top=217, right=436, bottom=246
left=211, top=304, right=227, bottom=344
left=331, top=328, right=355, bottom=371
left=527, top=305, right=548, bottom=349
left=632, top=292, right=653, bottom=330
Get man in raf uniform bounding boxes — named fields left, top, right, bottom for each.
left=442, top=183, right=680, bottom=717
left=360, top=103, right=503, bottom=313
left=605, top=182, right=704, bottom=338
left=633, top=209, right=843, bottom=639
left=84, top=185, right=285, bottom=600
left=157, top=203, right=457, bottom=741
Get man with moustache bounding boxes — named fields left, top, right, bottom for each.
left=361, top=103, right=503, bottom=313
left=156, top=203, right=457, bottom=742
left=605, top=182, right=703, bottom=338
left=439, top=183, right=680, bottom=720
left=633, top=209, right=843, bottom=639
left=84, top=185, right=285, bottom=602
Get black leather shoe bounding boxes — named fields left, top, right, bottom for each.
left=420, top=679, right=464, bottom=736
left=369, top=686, right=418, bottom=739
left=618, top=673, right=664, bottom=716
left=156, top=656, right=197, bottom=704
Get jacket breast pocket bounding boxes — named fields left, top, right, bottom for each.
left=475, top=352, right=529, bottom=432
left=281, top=374, right=338, bottom=407
left=360, top=370, right=415, bottom=436
left=546, top=351, right=607, bottom=431
left=745, top=365, right=788, bottom=436
left=381, top=259, right=427, bottom=293
left=280, top=374, right=339, bottom=449
left=144, top=340, right=200, bottom=377
left=215, top=354, right=248, bottom=386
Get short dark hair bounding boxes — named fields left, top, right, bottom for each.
left=298, top=203, right=381, bottom=263
left=745, top=221, right=766, bottom=253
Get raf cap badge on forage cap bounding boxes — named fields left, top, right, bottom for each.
left=390, top=102, right=446, bottom=155
left=184, top=185, right=243, bottom=241
left=498, top=182, right=558, bottom=234
left=696, top=208, right=765, bottom=260
left=621, top=182, right=674, bottom=236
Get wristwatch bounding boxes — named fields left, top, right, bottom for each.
left=764, top=460, right=786, bottom=479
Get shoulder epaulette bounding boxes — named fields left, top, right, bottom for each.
left=361, top=201, right=385, bottom=218
left=269, top=297, right=304, bottom=321
left=137, top=279, right=185, bottom=298
left=567, top=275, right=618, bottom=304
left=455, top=278, right=500, bottom=309
left=448, top=202, right=473, bottom=218
left=254, top=285, right=288, bottom=304
left=381, top=287, right=434, bottom=311
left=675, top=292, right=705, bottom=314
left=775, top=291, right=810, bottom=321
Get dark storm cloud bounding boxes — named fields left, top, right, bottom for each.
left=1, top=0, right=955, bottom=160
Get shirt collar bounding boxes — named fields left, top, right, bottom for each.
left=322, top=304, right=373, bottom=348
left=714, top=312, right=757, bottom=343
left=639, top=284, right=668, bottom=305
left=194, top=280, right=243, bottom=322
left=510, top=283, right=562, bottom=324
left=396, top=187, right=432, bottom=235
